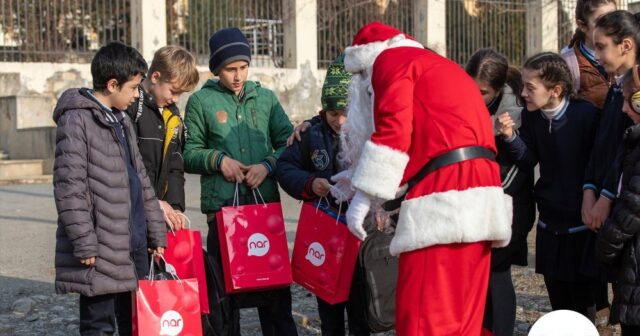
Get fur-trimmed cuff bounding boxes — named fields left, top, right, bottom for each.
left=352, top=140, right=409, bottom=200
left=390, top=186, right=513, bottom=256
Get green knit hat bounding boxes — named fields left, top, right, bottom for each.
left=321, top=55, right=352, bottom=111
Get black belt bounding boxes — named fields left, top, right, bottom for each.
left=382, top=146, right=495, bottom=211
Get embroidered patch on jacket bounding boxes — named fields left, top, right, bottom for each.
left=311, top=149, right=330, bottom=170
left=216, top=111, right=228, bottom=123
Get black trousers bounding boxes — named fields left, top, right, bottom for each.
left=204, top=216, right=298, bottom=336
left=593, top=280, right=610, bottom=311
left=621, top=324, right=640, bottom=335
left=483, top=268, right=516, bottom=336
left=543, top=276, right=596, bottom=321
left=78, top=248, right=149, bottom=336
left=316, top=295, right=370, bottom=336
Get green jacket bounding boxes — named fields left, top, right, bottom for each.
left=184, top=80, right=293, bottom=213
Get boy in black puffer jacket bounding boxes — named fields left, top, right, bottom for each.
left=597, top=66, right=640, bottom=335
left=126, top=46, right=199, bottom=231
left=277, top=55, right=369, bottom=336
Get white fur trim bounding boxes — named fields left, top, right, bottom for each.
left=352, top=140, right=409, bottom=200
left=344, top=40, right=390, bottom=73
left=390, top=186, right=513, bottom=256
left=344, top=34, right=424, bottom=73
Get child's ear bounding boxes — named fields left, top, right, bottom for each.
left=576, top=19, right=588, bottom=34
left=106, top=78, right=119, bottom=93
left=552, top=84, right=564, bottom=98
left=149, top=71, right=162, bottom=84
left=622, top=37, right=634, bottom=55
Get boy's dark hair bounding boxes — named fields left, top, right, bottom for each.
left=568, top=0, right=617, bottom=47
left=595, top=10, right=640, bottom=61
left=465, top=48, right=523, bottom=105
left=523, top=52, right=574, bottom=99
left=91, top=42, right=148, bottom=91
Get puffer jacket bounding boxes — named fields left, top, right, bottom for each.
left=574, top=44, right=609, bottom=110
left=53, top=88, right=166, bottom=297
left=597, top=123, right=640, bottom=325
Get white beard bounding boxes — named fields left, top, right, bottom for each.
left=338, top=71, right=375, bottom=172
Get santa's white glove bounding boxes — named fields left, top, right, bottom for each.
left=330, top=170, right=356, bottom=202
left=346, top=190, right=371, bottom=241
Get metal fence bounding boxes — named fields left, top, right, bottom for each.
left=446, top=0, right=528, bottom=66
left=166, top=0, right=284, bottom=68
left=0, top=0, right=131, bottom=63
left=558, top=0, right=577, bottom=50
left=317, top=0, right=413, bottom=68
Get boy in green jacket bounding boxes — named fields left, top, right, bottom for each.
left=183, top=28, right=296, bottom=336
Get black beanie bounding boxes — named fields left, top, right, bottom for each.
left=208, top=28, right=251, bottom=75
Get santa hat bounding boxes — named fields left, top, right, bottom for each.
left=344, top=21, right=417, bottom=73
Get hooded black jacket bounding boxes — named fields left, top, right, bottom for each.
left=126, top=85, right=185, bottom=211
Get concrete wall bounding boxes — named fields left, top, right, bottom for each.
left=0, top=96, right=56, bottom=172
left=1, top=62, right=326, bottom=124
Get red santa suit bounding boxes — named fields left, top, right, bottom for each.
left=342, top=22, right=512, bottom=335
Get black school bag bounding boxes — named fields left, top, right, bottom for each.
left=354, top=225, right=398, bottom=332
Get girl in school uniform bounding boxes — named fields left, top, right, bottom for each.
left=466, top=48, right=536, bottom=336
left=496, top=52, right=600, bottom=320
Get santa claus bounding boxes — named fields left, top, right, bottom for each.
left=337, top=22, right=513, bottom=335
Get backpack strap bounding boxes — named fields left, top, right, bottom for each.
left=561, top=46, right=581, bottom=93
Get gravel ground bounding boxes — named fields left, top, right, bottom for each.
left=0, top=175, right=620, bottom=335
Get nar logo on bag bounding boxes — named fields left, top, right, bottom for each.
left=247, top=233, right=270, bottom=257
left=306, top=242, right=326, bottom=266
left=160, top=310, right=183, bottom=336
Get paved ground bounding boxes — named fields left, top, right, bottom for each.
left=0, top=174, right=619, bottom=335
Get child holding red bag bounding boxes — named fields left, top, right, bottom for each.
left=277, top=55, right=370, bottom=336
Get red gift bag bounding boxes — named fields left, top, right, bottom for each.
left=133, top=257, right=202, bottom=336
left=216, top=188, right=292, bottom=294
left=164, top=215, right=209, bottom=314
left=292, top=200, right=361, bottom=304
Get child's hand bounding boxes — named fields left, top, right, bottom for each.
left=589, top=196, right=612, bottom=231
left=496, top=112, right=515, bottom=139
left=312, top=178, right=331, bottom=197
left=220, top=156, right=247, bottom=183
left=287, top=121, right=311, bottom=146
left=148, top=246, right=165, bottom=255
left=581, top=189, right=596, bottom=228
left=244, top=164, right=268, bottom=189
left=159, top=200, right=184, bottom=231
left=80, top=257, right=96, bottom=266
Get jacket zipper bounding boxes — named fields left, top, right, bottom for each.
left=251, top=109, right=258, bottom=127
left=110, top=121, right=139, bottom=283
